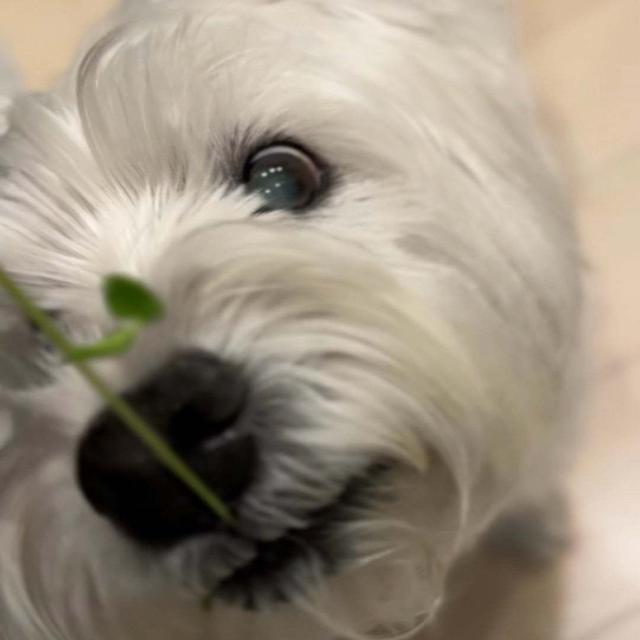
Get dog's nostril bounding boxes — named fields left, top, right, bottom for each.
left=76, top=350, right=255, bottom=547
left=164, top=351, right=249, bottom=450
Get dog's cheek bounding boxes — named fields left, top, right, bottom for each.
left=0, top=316, right=57, bottom=391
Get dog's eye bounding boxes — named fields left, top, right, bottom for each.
left=244, top=144, right=323, bottom=213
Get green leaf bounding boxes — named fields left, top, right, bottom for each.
left=104, top=275, right=164, bottom=324
left=0, top=265, right=234, bottom=526
left=68, top=325, right=140, bottom=362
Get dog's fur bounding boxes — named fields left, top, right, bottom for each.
left=0, top=1, right=582, bottom=639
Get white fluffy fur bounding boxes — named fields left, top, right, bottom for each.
left=0, top=1, right=582, bottom=639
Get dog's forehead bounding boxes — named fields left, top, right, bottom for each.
left=121, top=0, right=509, bottom=53
left=70, top=3, right=456, bottom=185
left=81, top=0, right=509, bottom=140
left=80, top=6, right=401, bottom=119
left=104, top=2, right=421, bottom=81
left=133, top=0, right=438, bottom=25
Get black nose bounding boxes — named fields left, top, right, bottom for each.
left=76, top=350, right=255, bottom=547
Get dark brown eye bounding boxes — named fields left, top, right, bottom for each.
left=243, top=144, right=323, bottom=213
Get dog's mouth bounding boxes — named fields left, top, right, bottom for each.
left=214, top=521, right=337, bottom=608
left=175, top=466, right=387, bottom=609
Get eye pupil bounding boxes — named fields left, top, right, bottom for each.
left=244, top=144, right=323, bottom=213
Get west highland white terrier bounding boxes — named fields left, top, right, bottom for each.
left=0, top=1, right=582, bottom=639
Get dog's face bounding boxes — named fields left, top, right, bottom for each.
left=0, top=1, right=581, bottom=638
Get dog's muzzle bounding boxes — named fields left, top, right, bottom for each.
left=71, top=226, right=415, bottom=603
left=76, top=349, right=255, bottom=547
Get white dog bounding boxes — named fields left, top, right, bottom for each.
left=0, top=1, right=582, bottom=639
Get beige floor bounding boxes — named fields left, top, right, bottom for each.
left=0, top=1, right=638, bottom=639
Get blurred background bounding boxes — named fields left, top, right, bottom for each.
left=0, top=1, right=638, bottom=638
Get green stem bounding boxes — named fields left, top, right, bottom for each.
left=0, top=267, right=235, bottom=526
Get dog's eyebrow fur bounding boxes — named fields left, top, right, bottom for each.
left=73, top=22, right=337, bottom=202
left=221, top=126, right=280, bottom=185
